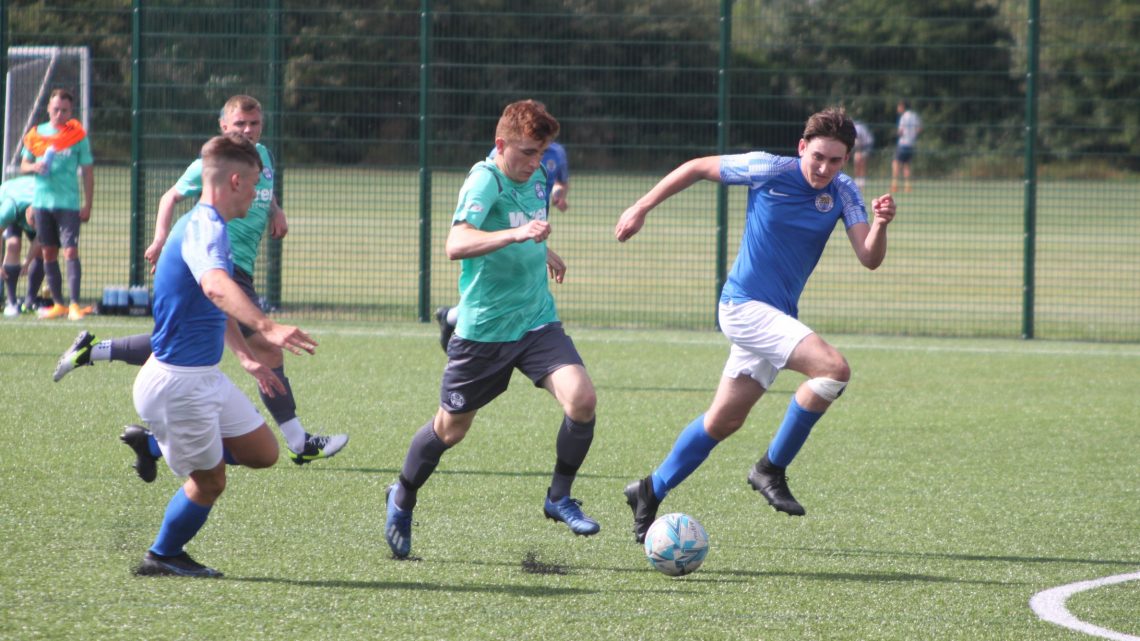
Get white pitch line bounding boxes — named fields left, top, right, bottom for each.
left=1030, top=571, right=1140, bottom=641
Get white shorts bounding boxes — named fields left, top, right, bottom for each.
left=133, top=357, right=264, bottom=477
left=718, top=300, right=814, bottom=390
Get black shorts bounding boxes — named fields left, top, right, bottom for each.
left=3, top=222, right=36, bottom=241
left=233, top=267, right=260, bottom=338
left=439, top=322, right=584, bottom=414
left=34, top=208, right=80, bottom=248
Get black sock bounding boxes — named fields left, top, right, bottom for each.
left=45, top=260, right=63, bottom=304
left=549, top=415, right=595, bottom=501
left=66, top=257, right=81, bottom=304
left=259, top=366, right=297, bottom=425
left=110, top=334, right=154, bottom=365
left=25, top=257, right=43, bottom=306
left=394, top=420, right=450, bottom=511
left=3, top=264, right=19, bottom=304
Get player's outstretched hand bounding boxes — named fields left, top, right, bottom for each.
left=871, top=194, right=896, bottom=225
left=262, top=322, right=318, bottom=356
left=144, top=239, right=165, bottom=274
left=614, top=206, right=647, bottom=242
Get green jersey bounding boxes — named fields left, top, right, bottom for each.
left=0, top=176, right=36, bottom=232
left=453, top=161, right=556, bottom=343
left=21, top=123, right=93, bottom=210
left=174, top=143, right=274, bottom=275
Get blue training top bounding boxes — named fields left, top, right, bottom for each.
left=150, top=205, right=233, bottom=366
left=719, top=152, right=868, bottom=318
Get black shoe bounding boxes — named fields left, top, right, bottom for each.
left=624, top=476, right=661, bottom=544
left=747, top=455, right=806, bottom=516
left=120, top=424, right=158, bottom=483
left=434, top=306, right=455, bottom=353
left=135, top=551, right=223, bottom=578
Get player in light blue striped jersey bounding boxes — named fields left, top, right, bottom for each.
left=616, top=107, right=897, bottom=542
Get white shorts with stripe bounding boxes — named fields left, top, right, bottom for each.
left=132, top=357, right=264, bottom=477
left=718, top=299, right=814, bottom=390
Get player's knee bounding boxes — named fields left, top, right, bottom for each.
left=806, top=377, right=848, bottom=403
left=565, top=388, right=597, bottom=423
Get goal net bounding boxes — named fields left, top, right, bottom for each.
left=4, top=46, right=91, bottom=178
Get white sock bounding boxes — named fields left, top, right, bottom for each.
left=91, top=341, right=113, bottom=362
left=446, top=307, right=458, bottom=325
left=278, top=418, right=307, bottom=453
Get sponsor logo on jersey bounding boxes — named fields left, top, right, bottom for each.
left=769, top=188, right=791, bottom=197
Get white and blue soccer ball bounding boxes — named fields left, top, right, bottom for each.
left=644, top=512, right=709, bottom=576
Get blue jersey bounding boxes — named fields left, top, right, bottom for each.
left=150, top=205, right=233, bottom=366
left=487, top=142, right=569, bottom=195
left=719, top=152, right=868, bottom=317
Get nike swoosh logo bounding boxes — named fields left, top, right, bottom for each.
left=768, top=188, right=790, bottom=197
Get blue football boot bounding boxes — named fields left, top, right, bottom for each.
left=543, top=490, right=601, bottom=536
left=385, top=483, right=413, bottom=558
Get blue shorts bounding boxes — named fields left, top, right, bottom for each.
left=439, top=322, right=584, bottom=414
left=894, top=145, right=916, bottom=163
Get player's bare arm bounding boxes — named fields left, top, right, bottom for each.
left=445, top=220, right=550, bottom=260
left=268, top=197, right=288, bottom=239
left=847, top=193, right=896, bottom=270
left=146, top=186, right=186, bottom=270
left=546, top=247, right=566, bottom=284
left=615, top=156, right=721, bottom=242
left=79, top=165, right=94, bottom=222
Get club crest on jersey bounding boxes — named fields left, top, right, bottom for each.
left=263, top=167, right=273, bottom=181
left=535, top=182, right=547, bottom=202
left=815, top=193, right=835, bottom=213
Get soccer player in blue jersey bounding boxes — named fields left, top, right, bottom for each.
left=384, top=100, right=599, bottom=559
left=53, top=95, right=347, bottom=469
left=615, top=107, right=897, bottom=542
left=434, top=138, right=571, bottom=350
left=132, top=134, right=317, bottom=577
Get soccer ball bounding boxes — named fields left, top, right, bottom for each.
left=643, top=513, right=709, bottom=576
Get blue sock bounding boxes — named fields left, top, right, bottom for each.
left=766, top=396, right=824, bottom=467
left=149, top=487, right=212, bottom=557
left=650, top=415, right=719, bottom=501
left=147, top=433, right=162, bottom=458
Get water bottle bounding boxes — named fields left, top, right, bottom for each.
left=40, top=147, right=56, bottom=175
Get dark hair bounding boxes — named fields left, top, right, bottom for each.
left=803, top=107, right=857, bottom=152
left=49, top=88, right=75, bottom=103
left=201, top=132, right=263, bottom=172
left=496, top=99, right=560, bottom=143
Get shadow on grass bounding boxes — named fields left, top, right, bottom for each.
left=318, top=466, right=630, bottom=480
left=777, top=545, right=1139, bottom=568
left=228, top=575, right=598, bottom=597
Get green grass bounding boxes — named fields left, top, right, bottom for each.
left=70, top=167, right=1140, bottom=341
left=1, top=318, right=1137, bottom=640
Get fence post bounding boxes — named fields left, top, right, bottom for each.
left=418, top=0, right=433, bottom=322
left=1021, top=0, right=1039, bottom=339
left=714, top=0, right=733, bottom=329
left=129, top=0, right=145, bottom=287
left=265, top=0, right=284, bottom=310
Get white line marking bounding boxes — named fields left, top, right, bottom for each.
left=1030, top=571, right=1140, bottom=641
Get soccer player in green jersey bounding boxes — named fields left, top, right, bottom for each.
left=384, top=100, right=600, bottom=559
left=54, top=95, right=347, bottom=474
left=0, top=175, right=42, bottom=317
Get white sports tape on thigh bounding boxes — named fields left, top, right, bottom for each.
left=806, top=377, right=847, bottom=402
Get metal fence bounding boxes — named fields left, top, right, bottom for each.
left=3, top=1, right=1137, bottom=342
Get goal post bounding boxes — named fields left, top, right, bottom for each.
left=3, top=45, right=90, bottom=178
